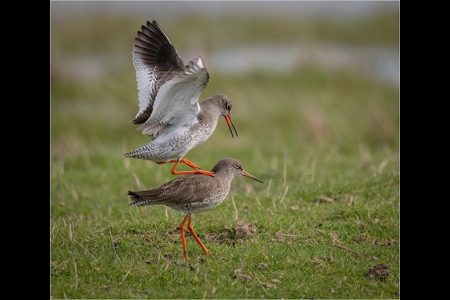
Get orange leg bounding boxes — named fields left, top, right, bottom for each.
left=187, top=216, right=211, bottom=256
left=158, top=159, right=215, bottom=177
left=179, top=215, right=190, bottom=259
left=157, top=159, right=200, bottom=170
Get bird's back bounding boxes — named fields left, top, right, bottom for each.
left=129, top=174, right=216, bottom=205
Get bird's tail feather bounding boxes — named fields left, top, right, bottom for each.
left=128, top=191, right=157, bottom=206
left=123, top=144, right=155, bottom=159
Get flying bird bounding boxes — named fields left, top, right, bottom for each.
left=123, top=20, right=238, bottom=176
left=128, top=158, right=263, bottom=259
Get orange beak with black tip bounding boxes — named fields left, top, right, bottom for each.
left=224, top=114, right=238, bottom=138
left=242, top=170, right=263, bottom=183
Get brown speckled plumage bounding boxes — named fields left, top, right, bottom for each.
left=128, top=158, right=262, bottom=259
left=128, top=158, right=262, bottom=214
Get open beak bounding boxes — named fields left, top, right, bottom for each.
left=242, top=170, right=263, bottom=183
left=224, top=114, right=238, bottom=138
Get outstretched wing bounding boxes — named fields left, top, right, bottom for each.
left=130, top=20, right=210, bottom=140
left=138, top=57, right=209, bottom=138
left=129, top=20, right=185, bottom=125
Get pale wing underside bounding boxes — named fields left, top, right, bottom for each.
left=138, top=57, right=210, bottom=137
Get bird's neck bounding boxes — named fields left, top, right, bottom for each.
left=198, top=98, right=222, bottom=126
left=200, top=97, right=223, bottom=116
left=211, top=167, right=236, bottom=183
left=210, top=170, right=234, bottom=197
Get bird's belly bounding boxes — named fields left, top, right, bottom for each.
left=126, top=122, right=216, bottom=162
left=191, top=123, right=217, bottom=150
left=168, top=198, right=223, bottom=214
left=160, top=123, right=216, bottom=159
left=142, top=129, right=197, bottom=162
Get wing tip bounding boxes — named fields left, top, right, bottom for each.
left=183, top=57, right=206, bottom=74
left=192, top=57, right=205, bottom=69
left=197, top=56, right=205, bottom=68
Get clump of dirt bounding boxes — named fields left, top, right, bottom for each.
left=261, top=282, right=277, bottom=289
left=382, top=238, right=398, bottom=246
left=353, top=233, right=369, bottom=243
left=311, top=257, right=325, bottom=268
left=366, top=264, right=390, bottom=280
left=233, top=222, right=257, bottom=239
left=189, top=264, right=197, bottom=272
left=163, top=254, right=174, bottom=260
left=316, top=229, right=327, bottom=235
left=233, top=269, right=251, bottom=281
left=275, top=230, right=285, bottom=242
left=257, top=263, right=268, bottom=269
left=372, top=238, right=398, bottom=246
left=145, top=259, right=159, bottom=264
left=196, top=257, right=207, bottom=264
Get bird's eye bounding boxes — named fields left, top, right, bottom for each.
left=234, top=164, right=240, bottom=169
left=226, top=104, right=231, bottom=110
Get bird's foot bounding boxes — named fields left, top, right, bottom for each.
left=202, top=251, right=211, bottom=256
left=171, top=170, right=215, bottom=177
left=179, top=159, right=201, bottom=170
left=180, top=255, right=191, bottom=260
left=196, top=170, right=215, bottom=177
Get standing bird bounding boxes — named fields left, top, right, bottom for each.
left=123, top=20, right=238, bottom=176
left=128, top=158, right=263, bottom=259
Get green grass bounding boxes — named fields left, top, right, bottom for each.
left=51, top=147, right=399, bottom=299
left=51, top=10, right=399, bottom=299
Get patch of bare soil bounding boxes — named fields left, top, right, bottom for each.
left=261, top=282, right=277, bottom=289
left=311, top=257, right=325, bottom=268
left=163, top=254, right=174, bottom=260
left=145, top=259, right=159, bottom=264
left=257, top=263, right=268, bottom=269
left=275, top=230, right=285, bottom=242
left=233, top=222, right=257, bottom=239
left=366, top=264, right=390, bottom=280
left=233, top=269, right=251, bottom=281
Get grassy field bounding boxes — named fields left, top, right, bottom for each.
left=51, top=6, right=399, bottom=299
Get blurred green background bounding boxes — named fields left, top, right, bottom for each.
left=51, top=1, right=399, bottom=219
left=50, top=3, right=399, bottom=298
